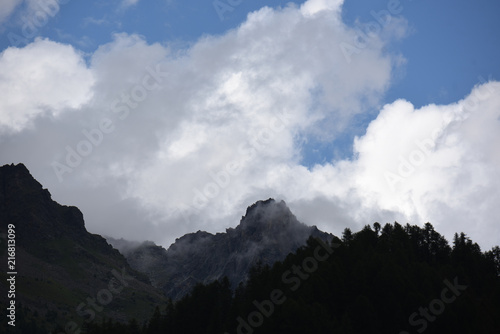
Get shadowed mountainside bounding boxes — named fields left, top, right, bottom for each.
left=0, top=163, right=165, bottom=332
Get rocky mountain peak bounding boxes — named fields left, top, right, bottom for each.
left=117, top=198, right=335, bottom=300
left=238, top=198, right=298, bottom=234
left=0, top=163, right=51, bottom=204
left=0, top=163, right=86, bottom=243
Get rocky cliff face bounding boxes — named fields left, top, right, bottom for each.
left=0, top=163, right=165, bottom=331
left=109, top=198, right=334, bottom=300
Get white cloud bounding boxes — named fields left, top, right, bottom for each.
left=0, top=0, right=498, bottom=252
left=300, top=0, right=344, bottom=17
left=0, top=38, right=94, bottom=133
left=288, top=81, right=500, bottom=250
left=107, top=1, right=396, bottom=237
left=14, top=0, right=394, bottom=245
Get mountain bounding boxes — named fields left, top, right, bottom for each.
left=0, top=163, right=165, bottom=332
left=0, top=162, right=335, bottom=330
left=2, top=163, right=499, bottom=334
left=108, top=198, right=335, bottom=300
left=94, top=223, right=500, bottom=334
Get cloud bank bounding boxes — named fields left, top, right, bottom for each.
left=0, top=0, right=498, bottom=251
left=0, top=38, right=94, bottom=132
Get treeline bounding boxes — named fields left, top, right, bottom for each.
left=7, top=222, right=500, bottom=333
left=84, top=222, right=500, bottom=334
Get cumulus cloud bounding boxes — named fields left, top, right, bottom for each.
left=289, top=81, right=500, bottom=250
left=0, top=0, right=498, bottom=252
left=107, top=1, right=396, bottom=234
left=0, top=38, right=94, bottom=132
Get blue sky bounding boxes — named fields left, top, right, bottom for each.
left=3, top=0, right=499, bottom=105
left=3, top=0, right=498, bottom=165
left=0, top=0, right=499, bottom=250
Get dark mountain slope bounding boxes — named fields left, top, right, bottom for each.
left=0, top=163, right=165, bottom=332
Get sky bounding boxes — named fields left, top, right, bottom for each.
left=0, top=0, right=499, bottom=251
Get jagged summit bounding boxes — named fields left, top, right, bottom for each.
left=0, top=163, right=46, bottom=194
left=0, top=163, right=87, bottom=242
left=0, top=163, right=51, bottom=206
left=118, top=197, right=335, bottom=300
left=238, top=198, right=296, bottom=231
left=242, top=198, right=284, bottom=216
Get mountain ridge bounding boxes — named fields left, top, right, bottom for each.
left=107, top=198, right=336, bottom=300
